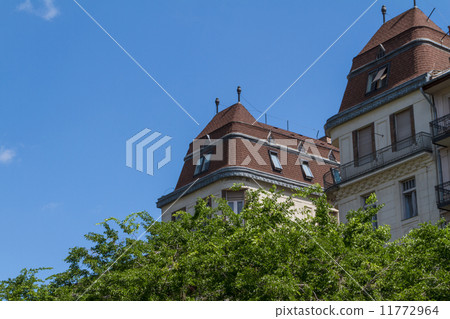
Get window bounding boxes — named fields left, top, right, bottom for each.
left=402, top=178, right=418, bottom=220
left=377, top=44, right=386, bottom=59
left=267, top=131, right=274, bottom=143
left=194, top=154, right=211, bottom=176
left=362, top=193, right=378, bottom=229
left=390, top=107, right=415, bottom=151
left=269, top=151, right=282, bottom=171
left=171, top=207, right=186, bottom=221
left=223, top=190, right=245, bottom=214
left=328, top=150, right=336, bottom=161
left=298, top=141, right=305, bottom=153
left=301, top=161, right=314, bottom=180
left=366, top=65, right=388, bottom=93
left=197, top=196, right=212, bottom=208
left=352, top=124, right=375, bottom=165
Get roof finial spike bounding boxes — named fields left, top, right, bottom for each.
left=414, top=0, right=417, bottom=8
left=215, top=98, right=220, bottom=114
left=381, top=5, right=387, bottom=24
left=237, top=86, right=242, bottom=103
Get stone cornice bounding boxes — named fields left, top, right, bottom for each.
left=349, top=38, right=450, bottom=79
left=324, top=73, right=429, bottom=133
left=156, top=166, right=317, bottom=208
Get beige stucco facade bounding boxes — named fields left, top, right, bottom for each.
left=326, top=88, right=445, bottom=240
left=160, top=176, right=323, bottom=223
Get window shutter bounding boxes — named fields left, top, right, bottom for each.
left=226, top=190, right=245, bottom=201
left=352, top=130, right=358, bottom=162
left=358, top=126, right=373, bottom=158
left=409, top=107, right=415, bottom=137
left=395, top=110, right=412, bottom=141
left=390, top=114, right=397, bottom=151
left=370, top=123, right=376, bottom=154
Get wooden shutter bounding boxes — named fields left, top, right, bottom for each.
left=370, top=123, right=376, bottom=154
left=390, top=114, right=397, bottom=151
left=352, top=130, right=358, bottom=162
left=358, top=126, right=373, bottom=158
left=396, top=110, right=412, bottom=141
left=409, top=107, right=415, bottom=137
left=226, top=190, right=245, bottom=201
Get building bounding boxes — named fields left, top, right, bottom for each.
left=324, top=6, right=450, bottom=239
left=157, top=94, right=340, bottom=222
left=425, top=71, right=450, bottom=212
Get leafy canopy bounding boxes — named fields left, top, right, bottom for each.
left=1, top=185, right=449, bottom=300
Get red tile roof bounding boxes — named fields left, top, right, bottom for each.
left=338, top=7, right=450, bottom=113
left=196, top=103, right=257, bottom=139
left=360, top=8, right=445, bottom=55
left=175, top=103, right=339, bottom=190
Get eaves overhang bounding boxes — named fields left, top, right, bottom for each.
left=156, top=166, right=317, bottom=208
left=324, top=73, right=429, bottom=135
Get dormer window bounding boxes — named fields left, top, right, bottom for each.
left=301, top=161, right=314, bottom=180
left=269, top=151, right=282, bottom=171
left=366, top=65, right=389, bottom=93
left=377, top=44, right=386, bottom=59
left=194, top=154, right=211, bottom=176
left=267, top=131, right=274, bottom=143
left=328, top=150, right=336, bottom=162
left=298, top=141, right=305, bottom=153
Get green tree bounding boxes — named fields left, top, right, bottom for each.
left=1, top=185, right=449, bottom=301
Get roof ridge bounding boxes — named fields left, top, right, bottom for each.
left=359, top=7, right=445, bottom=55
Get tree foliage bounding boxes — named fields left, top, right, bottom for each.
left=1, top=185, right=449, bottom=301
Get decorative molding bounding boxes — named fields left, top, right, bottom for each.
left=335, top=153, right=434, bottom=201
left=325, top=74, right=428, bottom=132
left=349, top=39, right=450, bottom=79
left=156, top=166, right=316, bottom=208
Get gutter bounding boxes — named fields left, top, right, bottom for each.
left=420, top=86, right=443, bottom=186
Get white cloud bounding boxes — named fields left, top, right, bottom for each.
left=0, top=147, right=16, bottom=164
left=18, top=0, right=60, bottom=21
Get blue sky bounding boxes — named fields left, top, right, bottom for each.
left=1, top=0, right=449, bottom=280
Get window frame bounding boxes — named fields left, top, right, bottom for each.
left=193, top=153, right=212, bottom=176
left=352, top=123, right=376, bottom=166
left=377, top=44, right=386, bottom=59
left=366, top=64, right=389, bottom=94
left=223, top=190, right=245, bottom=214
left=328, top=150, right=336, bottom=162
left=301, top=161, right=314, bottom=180
left=401, top=178, right=418, bottom=220
left=171, top=207, right=186, bottom=222
left=269, top=150, right=283, bottom=172
left=390, top=106, right=415, bottom=152
left=228, top=200, right=244, bottom=214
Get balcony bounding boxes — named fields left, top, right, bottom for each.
left=436, top=182, right=450, bottom=211
left=324, top=132, right=432, bottom=190
left=430, top=114, right=450, bottom=147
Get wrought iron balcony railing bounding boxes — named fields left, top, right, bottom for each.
left=323, top=132, right=432, bottom=190
left=435, top=181, right=450, bottom=210
left=430, top=113, right=450, bottom=145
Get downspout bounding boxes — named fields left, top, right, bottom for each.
left=420, top=86, right=443, bottom=187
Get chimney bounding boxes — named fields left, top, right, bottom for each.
left=215, top=98, right=220, bottom=114
left=381, top=5, right=387, bottom=24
